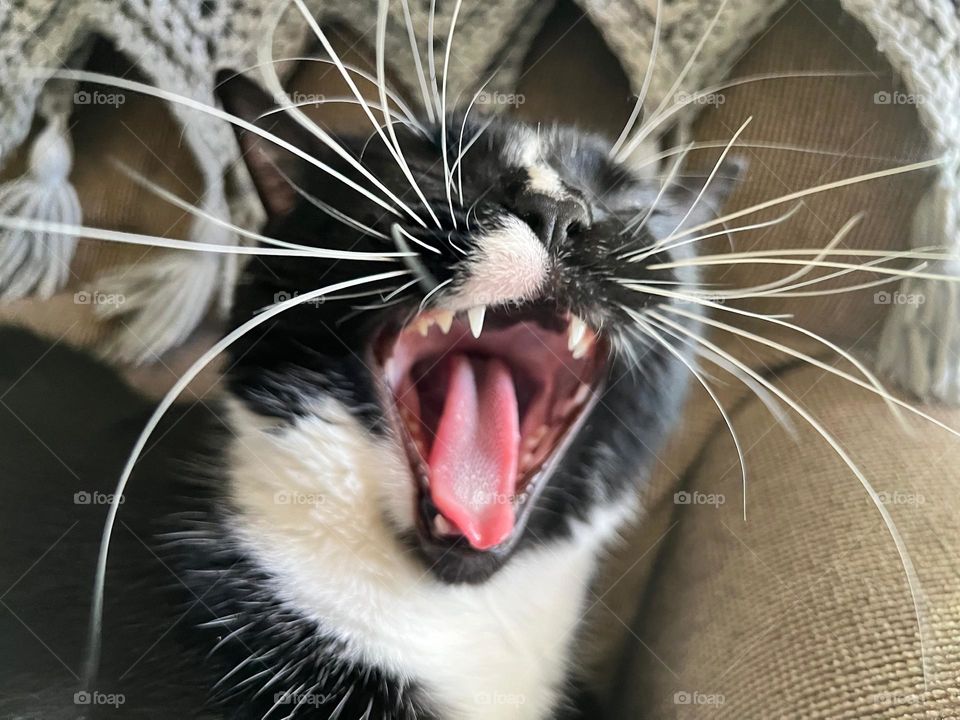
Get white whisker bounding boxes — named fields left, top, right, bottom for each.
left=618, top=69, right=872, bottom=161
left=0, top=215, right=405, bottom=261
left=619, top=141, right=694, bottom=242
left=646, top=308, right=931, bottom=688
left=609, top=0, right=662, bottom=158
left=400, top=0, right=437, bottom=123
left=628, top=309, right=748, bottom=520
left=633, top=138, right=911, bottom=171
left=34, top=68, right=405, bottom=219
left=427, top=0, right=443, bottom=119
left=616, top=0, right=729, bottom=161
left=439, top=0, right=464, bottom=227
left=292, top=0, right=442, bottom=228
left=391, top=223, right=439, bottom=293
left=623, top=283, right=906, bottom=424
left=80, top=268, right=410, bottom=688
left=216, top=58, right=425, bottom=131
left=419, top=277, right=452, bottom=311
left=625, top=203, right=803, bottom=263
left=669, top=116, right=751, bottom=236
left=651, top=157, right=944, bottom=245
left=113, top=159, right=390, bottom=252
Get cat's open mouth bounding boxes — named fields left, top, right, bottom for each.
left=375, top=304, right=605, bottom=555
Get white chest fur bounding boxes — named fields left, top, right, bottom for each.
left=224, top=399, right=621, bottom=720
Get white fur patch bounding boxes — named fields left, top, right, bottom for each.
left=525, top=165, right=566, bottom=199
left=447, top=216, right=549, bottom=310
left=225, top=398, right=624, bottom=720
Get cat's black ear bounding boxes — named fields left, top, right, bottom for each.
left=215, top=70, right=316, bottom=218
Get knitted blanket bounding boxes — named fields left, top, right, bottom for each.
left=1, top=0, right=958, bottom=400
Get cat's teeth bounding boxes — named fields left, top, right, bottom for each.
left=567, top=315, right=587, bottom=351
left=572, top=334, right=593, bottom=359
left=433, top=514, right=457, bottom=536
left=467, top=306, right=486, bottom=338
left=435, top=310, right=454, bottom=334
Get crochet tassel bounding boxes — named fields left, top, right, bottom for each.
left=95, top=195, right=235, bottom=364
left=0, top=116, right=81, bottom=300
left=877, top=164, right=960, bottom=403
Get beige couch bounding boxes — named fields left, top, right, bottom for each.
left=3, top=0, right=957, bottom=716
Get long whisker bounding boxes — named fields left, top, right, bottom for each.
left=617, top=0, right=729, bottom=163
left=256, top=10, right=433, bottom=231
left=427, top=0, right=443, bottom=120
left=628, top=309, right=748, bottom=520
left=633, top=138, right=912, bottom=171
left=271, top=162, right=389, bottom=241
left=291, top=0, right=442, bottom=228
left=215, top=57, right=425, bottom=131
left=624, top=203, right=803, bottom=263
left=256, top=97, right=416, bottom=128
left=623, top=283, right=906, bottom=424
left=439, top=0, right=464, bottom=227
left=455, top=73, right=497, bottom=203
left=400, top=0, right=437, bottom=123
left=33, top=68, right=405, bottom=219
left=618, top=70, right=873, bottom=161
left=80, top=268, right=411, bottom=689
left=652, top=157, right=944, bottom=245
left=0, top=215, right=407, bottom=261
left=391, top=223, right=439, bottom=293
left=609, top=0, right=662, bottom=158
left=618, top=142, right=694, bottom=242
left=113, top=159, right=391, bottom=253
left=669, top=116, right=752, bottom=235
left=646, top=308, right=931, bottom=688
left=660, top=301, right=960, bottom=441
left=648, top=256, right=960, bottom=283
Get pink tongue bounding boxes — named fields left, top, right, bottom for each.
left=427, top=355, right=520, bottom=550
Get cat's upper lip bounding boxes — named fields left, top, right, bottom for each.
left=372, top=304, right=606, bottom=558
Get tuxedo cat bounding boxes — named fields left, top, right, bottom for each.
left=0, top=71, right=737, bottom=719
left=169, top=72, right=735, bottom=719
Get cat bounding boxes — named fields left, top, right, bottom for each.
left=0, top=71, right=738, bottom=720
left=163, top=72, right=738, bottom=719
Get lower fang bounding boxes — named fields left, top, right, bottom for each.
left=434, top=514, right=458, bottom=536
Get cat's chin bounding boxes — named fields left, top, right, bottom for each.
left=371, top=302, right=607, bottom=583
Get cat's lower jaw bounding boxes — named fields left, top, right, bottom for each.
left=220, top=397, right=632, bottom=719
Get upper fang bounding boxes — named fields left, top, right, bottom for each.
left=435, top=310, right=454, bottom=334
left=467, top=306, right=486, bottom=338
left=568, top=316, right=586, bottom=351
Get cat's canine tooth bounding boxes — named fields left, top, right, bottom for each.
left=434, top=514, right=457, bottom=536
left=567, top=315, right=587, bottom=351
left=467, top=306, right=486, bottom=338
left=435, top=310, right=454, bottom=334
left=572, top=335, right=593, bottom=359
